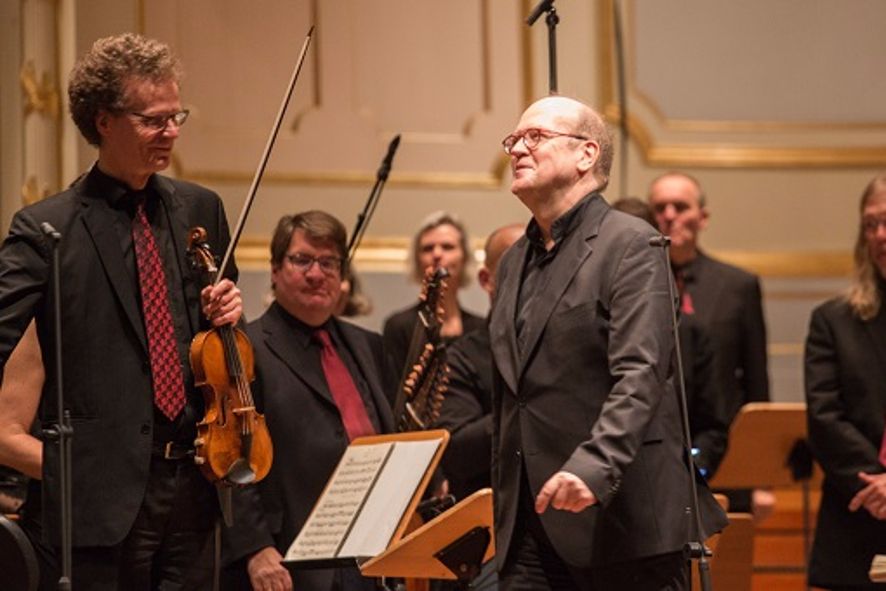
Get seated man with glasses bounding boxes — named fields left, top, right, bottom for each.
left=222, top=211, right=395, bottom=591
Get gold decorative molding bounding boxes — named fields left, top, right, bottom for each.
left=597, top=0, right=886, bottom=169
left=171, top=154, right=509, bottom=190
left=235, top=234, right=852, bottom=278
left=20, top=61, right=60, bottom=119
left=604, top=105, right=886, bottom=169
left=21, top=176, right=51, bottom=206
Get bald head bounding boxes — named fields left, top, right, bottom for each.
left=479, top=223, right=524, bottom=298
left=520, top=96, right=614, bottom=189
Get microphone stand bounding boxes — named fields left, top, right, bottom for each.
left=526, top=0, right=559, bottom=93
left=40, top=223, right=73, bottom=591
left=346, top=134, right=401, bottom=264
left=649, top=234, right=713, bottom=591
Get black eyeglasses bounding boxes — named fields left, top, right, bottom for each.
left=285, top=253, right=343, bottom=275
left=127, top=109, right=190, bottom=131
left=501, top=127, right=589, bottom=155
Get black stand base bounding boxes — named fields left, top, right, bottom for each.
left=434, top=526, right=491, bottom=590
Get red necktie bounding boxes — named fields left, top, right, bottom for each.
left=314, top=328, right=375, bottom=441
left=674, top=268, right=695, bottom=315
left=879, top=428, right=886, bottom=468
left=132, top=197, right=186, bottom=421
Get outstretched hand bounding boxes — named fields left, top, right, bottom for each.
left=535, top=471, right=597, bottom=514
left=849, top=471, right=886, bottom=520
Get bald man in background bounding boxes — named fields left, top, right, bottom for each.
left=648, top=172, right=773, bottom=517
left=435, top=223, right=524, bottom=502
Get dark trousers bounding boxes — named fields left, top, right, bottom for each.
left=500, top=482, right=688, bottom=591
left=27, top=455, right=217, bottom=591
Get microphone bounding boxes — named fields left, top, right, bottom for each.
left=648, top=234, right=671, bottom=248
left=376, top=134, right=401, bottom=182
left=40, top=222, right=61, bottom=242
left=527, top=0, right=555, bottom=25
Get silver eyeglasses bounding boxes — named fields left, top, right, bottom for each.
left=501, top=127, right=589, bottom=155
left=285, top=253, right=343, bottom=275
left=128, top=109, right=190, bottom=131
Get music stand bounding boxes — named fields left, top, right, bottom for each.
left=360, top=488, right=494, bottom=587
left=709, top=402, right=820, bottom=589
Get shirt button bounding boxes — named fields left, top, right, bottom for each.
left=140, top=424, right=150, bottom=435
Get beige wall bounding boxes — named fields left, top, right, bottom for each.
left=3, top=0, right=886, bottom=401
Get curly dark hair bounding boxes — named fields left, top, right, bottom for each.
left=68, top=33, right=182, bottom=146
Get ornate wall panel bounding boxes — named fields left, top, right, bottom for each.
left=144, top=0, right=526, bottom=189
left=600, top=0, right=886, bottom=168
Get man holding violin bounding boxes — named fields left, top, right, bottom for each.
left=0, top=33, right=241, bottom=589
left=222, top=210, right=394, bottom=591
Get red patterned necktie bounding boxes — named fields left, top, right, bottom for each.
left=674, top=268, right=695, bottom=315
left=132, top=197, right=186, bottom=420
left=314, top=328, right=375, bottom=441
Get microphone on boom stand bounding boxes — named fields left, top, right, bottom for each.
left=347, top=134, right=401, bottom=264
left=40, top=222, right=74, bottom=591
left=649, top=233, right=713, bottom=591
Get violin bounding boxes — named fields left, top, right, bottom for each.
left=188, top=227, right=273, bottom=485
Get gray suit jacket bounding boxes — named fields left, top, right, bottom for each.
left=489, top=194, right=726, bottom=569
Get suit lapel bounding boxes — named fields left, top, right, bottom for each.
left=863, top=309, right=886, bottom=388
left=262, top=304, right=335, bottom=407
left=78, top=184, right=148, bottom=355
left=490, top=238, right=525, bottom=395
left=335, top=319, right=395, bottom=433
left=515, top=197, right=604, bottom=377
left=155, top=177, right=203, bottom=333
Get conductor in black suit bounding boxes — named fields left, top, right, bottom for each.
left=804, top=173, right=886, bottom=590
left=648, top=172, right=773, bottom=516
left=490, top=96, right=726, bottom=590
left=222, top=211, right=394, bottom=591
left=0, top=33, right=242, bottom=589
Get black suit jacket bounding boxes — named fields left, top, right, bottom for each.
left=489, top=195, right=726, bottom=569
left=433, top=324, right=493, bottom=501
left=682, top=251, right=769, bottom=424
left=804, top=296, right=886, bottom=587
left=383, top=302, right=484, bottom=399
left=0, top=168, right=233, bottom=546
left=222, top=302, right=395, bottom=591
left=679, top=315, right=729, bottom=478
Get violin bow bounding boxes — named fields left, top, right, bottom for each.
left=214, top=26, right=315, bottom=284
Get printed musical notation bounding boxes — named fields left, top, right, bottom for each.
left=286, top=443, right=393, bottom=560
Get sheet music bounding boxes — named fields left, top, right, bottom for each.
left=285, top=442, right=394, bottom=561
left=338, top=438, right=441, bottom=558
left=871, top=554, right=886, bottom=582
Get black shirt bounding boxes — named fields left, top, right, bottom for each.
left=275, top=304, right=384, bottom=433
left=516, top=193, right=595, bottom=354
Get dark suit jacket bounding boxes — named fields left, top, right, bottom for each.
left=434, top=324, right=493, bottom=501
left=804, top=296, right=886, bottom=587
left=682, top=251, right=769, bottom=424
left=679, top=316, right=729, bottom=478
left=222, top=302, right=395, bottom=591
left=489, top=195, right=726, bottom=569
left=383, top=302, right=484, bottom=400
left=0, top=167, right=233, bottom=546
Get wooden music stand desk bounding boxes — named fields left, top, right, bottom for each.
left=709, top=402, right=820, bottom=591
left=361, top=488, right=494, bottom=582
